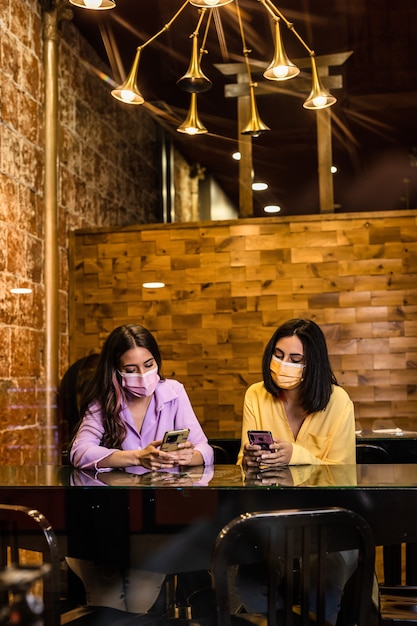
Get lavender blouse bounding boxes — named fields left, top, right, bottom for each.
left=70, top=378, right=214, bottom=471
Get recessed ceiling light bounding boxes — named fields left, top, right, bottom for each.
left=264, top=205, right=281, bottom=214
left=10, top=287, right=32, bottom=294
left=142, top=282, right=165, bottom=289
left=232, top=152, right=241, bottom=161
left=252, top=182, right=268, bottom=191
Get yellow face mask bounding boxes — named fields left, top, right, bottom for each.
left=270, top=355, right=304, bottom=390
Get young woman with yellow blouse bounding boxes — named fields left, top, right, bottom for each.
left=236, top=318, right=358, bottom=626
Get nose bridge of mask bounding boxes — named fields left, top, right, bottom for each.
left=119, top=367, right=157, bottom=380
left=271, top=355, right=304, bottom=372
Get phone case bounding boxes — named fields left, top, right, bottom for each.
left=248, top=430, right=273, bottom=450
left=160, top=428, right=190, bottom=452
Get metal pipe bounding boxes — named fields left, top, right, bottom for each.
left=41, top=0, right=71, bottom=463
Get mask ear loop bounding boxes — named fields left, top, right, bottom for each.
left=113, top=369, right=123, bottom=387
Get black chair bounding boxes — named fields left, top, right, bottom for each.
left=211, top=507, right=376, bottom=626
left=209, top=440, right=240, bottom=465
left=356, top=443, right=390, bottom=464
left=356, top=442, right=403, bottom=597
left=0, top=504, right=60, bottom=626
left=379, top=588, right=417, bottom=625
left=355, top=443, right=417, bottom=622
left=58, top=354, right=100, bottom=463
left=378, top=542, right=417, bottom=625
left=211, top=444, right=233, bottom=464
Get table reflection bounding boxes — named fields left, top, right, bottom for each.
left=243, top=464, right=358, bottom=487
left=63, top=462, right=417, bottom=489
left=70, top=465, right=214, bottom=487
left=68, top=464, right=362, bottom=489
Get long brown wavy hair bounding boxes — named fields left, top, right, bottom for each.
left=77, top=324, right=163, bottom=448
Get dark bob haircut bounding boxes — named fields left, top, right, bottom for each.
left=262, top=318, right=338, bottom=413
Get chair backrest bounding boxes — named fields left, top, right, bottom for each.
left=211, top=444, right=233, bottom=464
left=0, top=504, right=60, bottom=626
left=211, top=507, right=375, bottom=626
left=356, top=443, right=390, bottom=464
left=58, top=353, right=100, bottom=463
left=209, top=439, right=240, bottom=464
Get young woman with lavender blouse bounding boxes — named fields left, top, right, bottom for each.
left=67, top=323, right=213, bottom=614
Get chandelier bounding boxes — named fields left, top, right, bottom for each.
left=68, top=0, right=338, bottom=138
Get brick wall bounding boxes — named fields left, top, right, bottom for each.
left=70, top=210, right=417, bottom=438
left=0, top=0, right=164, bottom=463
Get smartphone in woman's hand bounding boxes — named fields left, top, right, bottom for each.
left=247, top=430, right=274, bottom=450
left=160, top=428, right=190, bottom=452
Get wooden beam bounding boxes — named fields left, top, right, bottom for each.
left=225, top=75, right=343, bottom=99
left=214, top=52, right=353, bottom=76
left=216, top=52, right=352, bottom=215
left=237, top=73, right=253, bottom=218
left=317, top=108, right=334, bottom=213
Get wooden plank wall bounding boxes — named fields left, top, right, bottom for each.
left=70, top=210, right=417, bottom=437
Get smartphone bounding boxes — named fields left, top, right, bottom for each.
left=247, top=430, right=274, bottom=450
left=160, top=428, right=190, bottom=452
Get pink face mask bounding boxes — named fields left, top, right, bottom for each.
left=270, top=355, right=304, bottom=389
left=118, top=367, right=160, bottom=397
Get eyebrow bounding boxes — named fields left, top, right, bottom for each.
left=123, top=357, right=155, bottom=367
left=275, top=349, right=304, bottom=357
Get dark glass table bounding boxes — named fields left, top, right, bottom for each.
left=2, top=462, right=417, bottom=623
left=0, top=463, right=417, bottom=558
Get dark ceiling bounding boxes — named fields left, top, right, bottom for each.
left=70, top=0, right=417, bottom=217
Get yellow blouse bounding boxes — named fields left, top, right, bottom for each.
left=237, top=382, right=356, bottom=466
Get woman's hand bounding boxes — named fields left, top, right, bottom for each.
left=138, top=440, right=178, bottom=470
left=170, top=441, right=195, bottom=466
left=97, top=441, right=200, bottom=471
left=259, top=439, right=292, bottom=466
left=138, top=440, right=196, bottom=470
left=242, top=441, right=266, bottom=467
left=243, top=439, right=292, bottom=468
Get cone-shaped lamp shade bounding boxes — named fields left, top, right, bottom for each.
left=189, top=0, right=233, bottom=6
left=111, top=49, right=144, bottom=105
left=177, top=34, right=212, bottom=93
left=264, top=20, right=300, bottom=81
left=177, top=93, right=208, bottom=135
left=240, top=85, right=270, bottom=137
left=303, top=55, right=337, bottom=110
left=69, top=0, right=115, bottom=9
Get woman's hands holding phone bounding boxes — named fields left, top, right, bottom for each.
left=243, top=436, right=292, bottom=468
left=137, top=439, right=195, bottom=470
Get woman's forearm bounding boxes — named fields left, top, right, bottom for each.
left=97, top=449, right=141, bottom=468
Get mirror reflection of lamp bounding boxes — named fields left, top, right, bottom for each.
left=189, top=0, right=234, bottom=6
left=69, top=0, right=115, bottom=10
